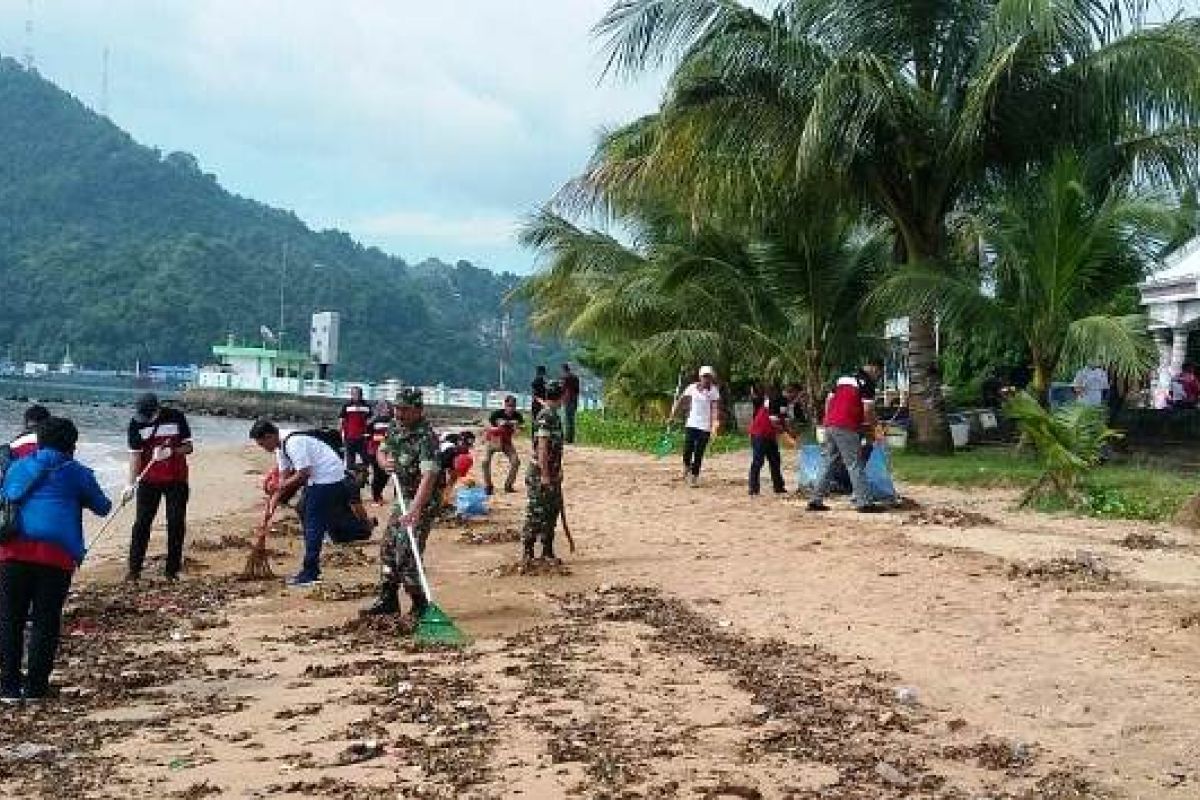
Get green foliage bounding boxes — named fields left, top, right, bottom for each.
left=1003, top=390, right=1121, bottom=504
left=891, top=448, right=1193, bottom=522
left=587, top=0, right=1200, bottom=450
left=0, top=57, right=562, bottom=384
left=574, top=409, right=746, bottom=454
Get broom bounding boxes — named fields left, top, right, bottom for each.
left=241, top=501, right=277, bottom=580
left=391, top=473, right=469, bottom=646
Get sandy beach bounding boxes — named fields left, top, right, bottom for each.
left=2, top=442, right=1199, bottom=799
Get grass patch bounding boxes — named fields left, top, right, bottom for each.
left=892, top=446, right=1195, bottom=522
left=575, top=410, right=747, bottom=455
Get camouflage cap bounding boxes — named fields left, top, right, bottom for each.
left=396, top=387, right=424, bottom=407
left=545, top=379, right=565, bottom=401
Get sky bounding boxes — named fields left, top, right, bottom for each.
left=0, top=0, right=667, bottom=274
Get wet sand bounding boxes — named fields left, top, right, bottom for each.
left=2, top=444, right=1198, bottom=798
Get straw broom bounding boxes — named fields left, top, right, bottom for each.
left=241, top=502, right=277, bottom=580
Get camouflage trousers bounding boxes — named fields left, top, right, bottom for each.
left=521, top=471, right=562, bottom=554
left=379, top=507, right=433, bottom=594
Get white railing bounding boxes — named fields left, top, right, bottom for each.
left=195, top=371, right=602, bottom=410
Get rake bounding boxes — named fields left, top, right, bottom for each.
left=84, top=460, right=154, bottom=555
left=391, top=474, right=469, bottom=646
left=653, top=368, right=687, bottom=459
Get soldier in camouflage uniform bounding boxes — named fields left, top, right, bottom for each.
left=361, top=388, right=444, bottom=618
left=521, top=380, right=565, bottom=564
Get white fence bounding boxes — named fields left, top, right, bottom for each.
left=195, top=372, right=601, bottom=411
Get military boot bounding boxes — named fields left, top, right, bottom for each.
left=360, top=586, right=401, bottom=616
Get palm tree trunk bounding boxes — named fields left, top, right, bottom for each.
left=907, top=314, right=954, bottom=454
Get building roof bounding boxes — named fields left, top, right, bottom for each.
left=1142, top=238, right=1200, bottom=286
left=212, top=344, right=311, bottom=362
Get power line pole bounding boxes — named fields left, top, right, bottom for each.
left=279, top=243, right=289, bottom=351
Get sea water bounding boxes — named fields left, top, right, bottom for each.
left=0, top=397, right=251, bottom=493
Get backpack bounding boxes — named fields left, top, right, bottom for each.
left=0, top=444, right=14, bottom=541
left=0, top=445, right=55, bottom=543
left=284, top=428, right=345, bottom=460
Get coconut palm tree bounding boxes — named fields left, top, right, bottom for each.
left=589, top=0, right=1200, bottom=451
left=875, top=150, right=1171, bottom=401
left=515, top=201, right=890, bottom=419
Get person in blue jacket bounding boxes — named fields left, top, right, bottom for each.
left=0, top=416, right=111, bottom=703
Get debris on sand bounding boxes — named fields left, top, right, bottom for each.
left=305, top=582, right=378, bottom=602
left=458, top=525, right=522, bottom=545
left=1180, top=611, right=1200, bottom=629
left=904, top=506, right=994, bottom=528
left=1119, top=532, right=1172, bottom=550
left=1008, top=550, right=1117, bottom=589
left=492, top=559, right=572, bottom=577
left=334, top=739, right=384, bottom=765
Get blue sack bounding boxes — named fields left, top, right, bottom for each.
left=455, top=486, right=489, bottom=518
left=796, top=444, right=823, bottom=491
left=864, top=445, right=898, bottom=503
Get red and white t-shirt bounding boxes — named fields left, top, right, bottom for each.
left=339, top=402, right=371, bottom=441
left=823, top=376, right=872, bottom=432
left=7, top=431, right=38, bottom=459
left=127, top=407, right=192, bottom=484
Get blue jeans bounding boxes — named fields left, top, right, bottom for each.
left=300, top=481, right=341, bottom=577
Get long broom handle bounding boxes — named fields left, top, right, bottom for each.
left=390, top=472, right=435, bottom=604
left=86, top=460, right=155, bottom=552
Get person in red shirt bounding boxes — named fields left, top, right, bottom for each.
left=5, top=404, right=49, bottom=461
left=747, top=384, right=786, bottom=495
left=807, top=359, right=884, bottom=513
left=339, top=386, right=372, bottom=472
left=124, top=393, right=194, bottom=582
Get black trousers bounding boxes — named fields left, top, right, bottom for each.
left=345, top=437, right=368, bottom=471
left=129, top=481, right=189, bottom=577
left=682, top=426, right=711, bottom=477
left=0, top=560, right=72, bottom=697
left=370, top=452, right=390, bottom=502
left=748, top=436, right=785, bottom=494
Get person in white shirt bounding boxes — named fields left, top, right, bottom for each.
left=1072, top=363, right=1109, bottom=408
left=670, top=366, right=723, bottom=487
left=250, top=419, right=352, bottom=588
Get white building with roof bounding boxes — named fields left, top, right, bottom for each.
left=1138, top=238, right=1200, bottom=406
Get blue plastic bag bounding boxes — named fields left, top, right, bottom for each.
left=796, top=444, right=823, bottom=491
left=455, top=486, right=489, bottom=518
left=863, top=445, right=897, bottom=503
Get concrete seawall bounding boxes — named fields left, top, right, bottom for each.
left=177, top=388, right=487, bottom=427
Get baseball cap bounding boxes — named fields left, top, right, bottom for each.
left=698, top=366, right=716, bottom=378
left=134, top=393, right=160, bottom=424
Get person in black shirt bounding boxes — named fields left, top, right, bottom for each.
left=561, top=363, right=581, bottom=444
left=530, top=366, right=548, bottom=433
left=125, top=394, right=193, bottom=583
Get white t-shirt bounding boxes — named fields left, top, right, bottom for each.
left=683, top=382, right=720, bottom=431
left=277, top=432, right=346, bottom=486
left=1073, top=367, right=1109, bottom=407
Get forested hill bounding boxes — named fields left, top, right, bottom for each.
left=0, top=56, right=557, bottom=385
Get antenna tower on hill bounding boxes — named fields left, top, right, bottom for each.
left=23, top=0, right=36, bottom=70
left=101, top=46, right=110, bottom=115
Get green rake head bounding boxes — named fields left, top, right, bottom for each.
left=653, top=430, right=675, bottom=458
left=414, top=602, right=471, bottom=647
